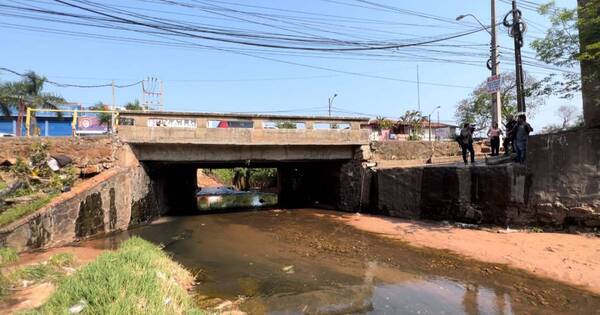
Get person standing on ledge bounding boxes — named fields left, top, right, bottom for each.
left=503, top=115, right=517, bottom=156
left=514, top=114, right=533, bottom=164
left=487, top=122, right=503, bottom=156
left=459, top=123, right=475, bottom=165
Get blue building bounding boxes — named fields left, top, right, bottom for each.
left=0, top=104, right=85, bottom=136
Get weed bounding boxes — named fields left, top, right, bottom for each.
left=48, top=253, right=74, bottom=268
left=0, top=247, right=18, bottom=266
left=0, top=193, right=56, bottom=227
left=30, top=237, right=203, bottom=314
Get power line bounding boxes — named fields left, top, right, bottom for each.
left=0, top=67, right=142, bottom=88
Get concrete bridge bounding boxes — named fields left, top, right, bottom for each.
left=117, top=111, right=370, bottom=163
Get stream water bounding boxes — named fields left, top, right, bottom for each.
left=83, top=209, right=600, bottom=315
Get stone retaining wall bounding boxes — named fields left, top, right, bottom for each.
left=371, top=141, right=483, bottom=161
left=339, top=128, right=600, bottom=229
left=0, top=164, right=162, bottom=251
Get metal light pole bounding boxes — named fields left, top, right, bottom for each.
left=328, top=93, right=338, bottom=117
left=428, top=106, right=441, bottom=142
left=457, top=2, right=503, bottom=128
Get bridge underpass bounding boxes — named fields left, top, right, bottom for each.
left=117, top=111, right=371, bottom=215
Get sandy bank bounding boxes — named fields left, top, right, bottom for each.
left=326, top=211, right=600, bottom=294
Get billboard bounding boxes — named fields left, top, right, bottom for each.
left=76, top=116, right=108, bottom=135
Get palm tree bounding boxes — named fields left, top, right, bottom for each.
left=0, top=71, right=65, bottom=136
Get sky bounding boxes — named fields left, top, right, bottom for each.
left=0, top=0, right=581, bottom=130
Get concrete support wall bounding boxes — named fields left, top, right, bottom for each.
left=357, top=129, right=600, bottom=229
left=0, top=164, right=162, bottom=251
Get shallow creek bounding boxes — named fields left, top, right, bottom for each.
left=42, top=209, right=600, bottom=314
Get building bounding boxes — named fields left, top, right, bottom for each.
left=370, top=117, right=457, bottom=141
left=0, top=104, right=106, bottom=136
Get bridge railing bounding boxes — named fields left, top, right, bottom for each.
left=117, top=111, right=371, bottom=145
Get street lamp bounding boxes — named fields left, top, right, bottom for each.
left=456, top=14, right=492, bottom=35
left=457, top=7, right=503, bottom=130
left=328, top=93, right=338, bottom=117
left=428, top=106, right=441, bottom=142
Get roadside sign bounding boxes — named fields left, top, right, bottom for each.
left=486, top=75, right=502, bottom=93
left=76, top=116, right=107, bottom=134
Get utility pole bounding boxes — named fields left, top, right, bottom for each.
left=111, top=80, right=116, bottom=133
left=490, top=0, right=502, bottom=127
left=416, top=65, right=421, bottom=112
left=505, top=0, right=526, bottom=113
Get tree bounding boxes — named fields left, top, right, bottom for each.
left=399, top=110, right=423, bottom=140
left=455, top=72, right=546, bottom=133
left=0, top=71, right=65, bottom=136
left=89, top=101, right=113, bottom=129
left=531, top=0, right=600, bottom=98
left=124, top=99, right=143, bottom=111
left=557, top=105, right=578, bottom=128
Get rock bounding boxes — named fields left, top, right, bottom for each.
left=68, top=299, right=87, bottom=314
left=51, top=154, right=73, bottom=167
left=584, top=214, right=600, bottom=227
left=535, top=202, right=568, bottom=226
left=81, top=165, right=102, bottom=176
left=568, top=206, right=595, bottom=219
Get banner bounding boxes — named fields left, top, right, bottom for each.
left=76, top=116, right=107, bottom=134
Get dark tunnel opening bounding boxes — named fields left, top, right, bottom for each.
left=142, top=161, right=347, bottom=216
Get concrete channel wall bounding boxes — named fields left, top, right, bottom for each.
left=340, top=128, right=600, bottom=229
left=0, top=163, right=162, bottom=251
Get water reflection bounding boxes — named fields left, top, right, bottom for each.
left=82, top=210, right=600, bottom=315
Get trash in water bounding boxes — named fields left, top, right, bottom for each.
left=282, top=265, right=295, bottom=274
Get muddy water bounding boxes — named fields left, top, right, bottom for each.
left=85, top=209, right=600, bottom=314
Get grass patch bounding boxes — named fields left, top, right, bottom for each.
left=27, top=237, right=202, bottom=314
left=0, top=193, right=56, bottom=227
left=0, top=247, right=18, bottom=266
left=0, top=181, right=6, bottom=191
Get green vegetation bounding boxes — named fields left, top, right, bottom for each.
left=0, top=247, right=18, bottom=266
left=455, top=72, right=547, bottom=133
left=0, top=181, right=6, bottom=191
left=275, top=121, right=297, bottom=129
left=209, top=168, right=277, bottom=191
left=0, top=71, right=66, bottom=136
left=26, top=237, right=202, bottom=315
left=0, top=142, right=79, bottom=227
left=531, top=0, right=600, bottom=98
left=0, top=193, right=56, bottom=227
left=1, top=252, right=73, bottom=300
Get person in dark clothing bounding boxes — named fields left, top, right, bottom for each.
left=459, top=123, right=475, bottom=165
left=514, top=114, right=533, bottom=163
left=503, top=115, right=517, bottom=155
left=487, top=122, right=503, bottom=156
